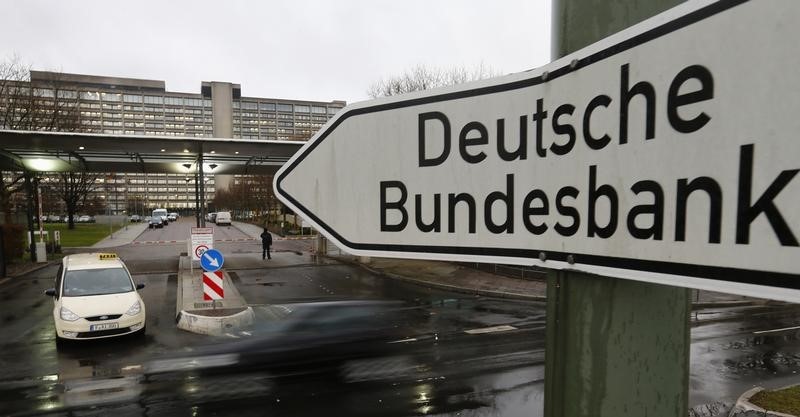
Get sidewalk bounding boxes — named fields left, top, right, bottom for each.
left=90, top=222, right=148, bottom=248
left=232, top=221, right=263, bottom=239
left=232, top=221, right=316, bottom=241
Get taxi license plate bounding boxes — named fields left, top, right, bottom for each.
left=90, top=323, right=119, bottom=331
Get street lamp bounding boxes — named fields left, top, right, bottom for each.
left=184, top=177, right=190, bottom=215
left=204, top=176, right=210, bottom=216
left=124, top=178, right=129, bottom=230
left=183, top=163, right=193, bottom=218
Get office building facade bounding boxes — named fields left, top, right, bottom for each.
left=1, top=71, right=345, bottom=214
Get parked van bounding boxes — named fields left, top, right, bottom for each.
left=215, top=211, right=231, bottom=226
left=152, top=208, right=169, bottom=225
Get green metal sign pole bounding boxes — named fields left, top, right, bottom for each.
left=544, top=1, right=690, bottom=416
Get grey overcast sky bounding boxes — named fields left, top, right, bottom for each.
left=0, top=1, right=551, bottom=105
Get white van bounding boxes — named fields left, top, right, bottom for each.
left=152, top=208, right=169, bottom=225
left=215, top=211, right=231, bottom=226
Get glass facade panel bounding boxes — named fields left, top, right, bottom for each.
left=34, top=88, right=54, bottom=97
left=101, top=92, right=121, bottom=102
left=58, top=90, right=78, bottom=99
left=295, top=105, right=310, bottom=113
left=277, top=103, right=293, bottom=112
left=144, top=95, right=163, bottom=104
left=80, top=91, right=100, bottom=101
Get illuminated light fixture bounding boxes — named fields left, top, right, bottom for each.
left=210, top=150, right=216, bottom=154
left=183, top=149, right=189, bottom=153
left=23, top=158, right=69, bottom=172
left=78, top=146, right=85, bottom=150
left=160, top=149, right=165, bottom=152
left=234, top=151, right=239, bottom=154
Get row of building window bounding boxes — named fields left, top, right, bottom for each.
left=233, top=100, right=340, bottom=115
left=233, top=112, right=328, bottom=121
left=75, top=92, right=212, bottom=107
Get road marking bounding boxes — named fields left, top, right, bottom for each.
left=753, top=325, right=800, bottom=335
left=464, top=325, right=517, bottom=335
left=388, top=338, right=418, bottom=344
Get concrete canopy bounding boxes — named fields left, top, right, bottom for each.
left=0, top=130, right=304, bottom=175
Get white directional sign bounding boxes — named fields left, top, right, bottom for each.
left=276, top=0, right=800, bottom=302
left=191, top=227, right=214, bottom=261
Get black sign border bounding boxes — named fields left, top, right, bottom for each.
left=277, top=0, right=800, bottom=291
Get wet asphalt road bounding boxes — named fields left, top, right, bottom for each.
left=0, top=219, right=798, bottom=416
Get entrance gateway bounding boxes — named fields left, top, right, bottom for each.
left=276, top=0, right=800, bottom=302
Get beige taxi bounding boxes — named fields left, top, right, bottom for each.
left=45, top=253, right=146, bottom=344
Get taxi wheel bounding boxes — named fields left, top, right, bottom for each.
left=55, top=334, right=67, bottom=350
left=135, top=326, right=147, bottom=340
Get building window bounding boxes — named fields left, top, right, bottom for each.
left=101, top=92, right=121, bottom=102
left=242, top=101, right=257, bottom=110
left=328, top=107, right=341, bottom=115
left=33, top=88, right=54, bottom=98
left=184, top=98, right=203, bottom=107
left=259, top=102, right=275, bottom=112
left=144, top=96, right=163, bottom=105
left=58, top=90, right=78, bottom=99
left=123, top=94, right=142, bottom=103
left=80, top=91, right=100, bottom=101
left=277, top=103, right=293, bottom=113
left=295, top=105, right=310, bottom=113
left=165, top=97, right=183, bottom=106
left=312, top=106, right=325, bottom=114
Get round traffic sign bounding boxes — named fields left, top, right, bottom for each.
left=195, top=244, right=209, bottom=259
left=200, top=248, right=224, bottom=272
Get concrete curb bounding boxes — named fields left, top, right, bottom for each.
left=176, top=307, right=255, bottom=337
left=728, top=385, right=798, bottom=417
left=175, top=256, right=254, bottom=336
left=332, top=256, right=546, bottom=302
left=691, top=300, right=761, bottom=310
left=331, top=256, right=762, bottom=307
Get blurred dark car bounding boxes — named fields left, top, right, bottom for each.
left=148, top=300, right=415, bottom=379
left=149, top=216, right=164, bottom=229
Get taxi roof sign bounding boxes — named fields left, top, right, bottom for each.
left=98, top=253, right=118, bottom=260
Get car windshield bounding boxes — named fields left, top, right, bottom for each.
left=62, top=268, right=133, bottom=297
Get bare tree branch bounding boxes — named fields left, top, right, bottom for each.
left=367, top=63, right=501, bottom=99
left=0, top=56, right=84, bottom=227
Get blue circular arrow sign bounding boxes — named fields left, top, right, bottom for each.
left=200, top=248, right=224, bottom=272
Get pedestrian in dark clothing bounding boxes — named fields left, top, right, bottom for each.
left=260, top=228, right=272, bottom=260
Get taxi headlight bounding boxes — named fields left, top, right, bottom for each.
left=60, top=307, right=80, bottom=322
left=126, top=301, right=141, bottom=316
